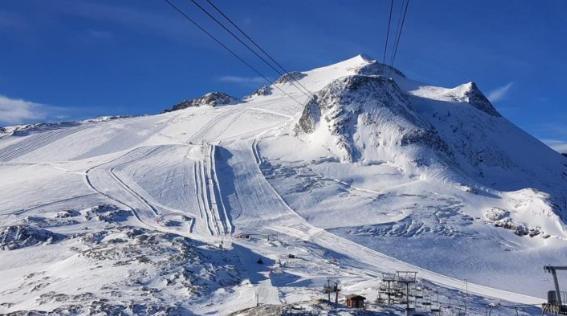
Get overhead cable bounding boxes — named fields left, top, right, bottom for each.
left=162, top=0, right=305, bottom=107
left=205, top=0, right=314, bottom=97
left=388, top=0, right=410, bottom=77
left=187, top=0, right=313, bottom=99
left=382, top=0, right=395, bottom=68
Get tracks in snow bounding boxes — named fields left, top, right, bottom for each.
left=84, top=146, right=196, bottom=236
left=0, top=126, right=89, bottom=162
left=192, top=143, right=233, bottom=238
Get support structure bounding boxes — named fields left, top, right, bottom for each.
left=397, top=271, right=417, bottom=316
left=380, top=272, right=397, bottom=305
left=543, top=265, right=567, bottom=315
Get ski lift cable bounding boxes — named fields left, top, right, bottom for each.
left=382, top=0, right=395, bottom=68
left=187, top=0, right=313, bottom=100
left=387, top=0, right=406, bottom=68
left=161, top=0, right=305, bottom=107
left=204, top=0, right=315, bottom=98
left=388, top=0, right=410, bottom=77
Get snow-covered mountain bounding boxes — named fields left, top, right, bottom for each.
left=0, top=54, right=565, bottom=315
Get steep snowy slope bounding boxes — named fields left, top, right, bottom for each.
left=0, top=54, right=565, bottom=315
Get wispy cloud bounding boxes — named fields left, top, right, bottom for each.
left=0, top=94, right=66, bottom=126
left=217, top=76, right=267, bottom=87
left=487, top=82, right=514, bottom=102
left=541, top=139, right=567, bottom=153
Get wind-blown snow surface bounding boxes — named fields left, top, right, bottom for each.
left=1, top=54, right=566, bottom=315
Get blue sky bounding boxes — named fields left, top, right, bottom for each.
left=1, top=0, right=566, bottom=151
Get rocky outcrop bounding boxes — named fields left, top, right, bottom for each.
left=464, top=82, right=501, bottom=117
left=274, top=71, right=307, bottom=85
left=244, top=85, right=272, bottom=99
left=164, top=92, right=236, bottom=112
left=448, top=82, right=501, bottom=117
left=0, top=225, right=66, bottom=250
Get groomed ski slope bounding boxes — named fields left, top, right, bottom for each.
left=1, top=54, right=564, bottom=315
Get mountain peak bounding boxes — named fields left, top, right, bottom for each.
left=450, top=82, right=501, bottom=117
left=355, top=53, right=374, bottom=63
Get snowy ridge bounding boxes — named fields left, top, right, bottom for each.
left=0, top=54, right=565, bottom=315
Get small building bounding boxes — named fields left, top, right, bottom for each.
left=346, top=294, right=366, bottom=308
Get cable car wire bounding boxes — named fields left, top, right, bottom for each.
left=382, top=0, right=395, bottom=68
left=187, top=0, right=313, bottom=99
left=204, top=0, right=314, bottom=97
left=162, top=0, right=305, bottom=107
left=388, top=0, right=410, bottom=77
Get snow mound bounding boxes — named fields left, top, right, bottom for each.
left=164, top=92, right=237, bottom=112
left=295, top=75, right=449, bottom=167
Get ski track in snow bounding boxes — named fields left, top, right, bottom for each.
left=83, top=146, right=202, bottom=239
left=0, top=125, right=90, bottom=162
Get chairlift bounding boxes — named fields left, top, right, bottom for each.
left=430, top=290, right=441, bottom=314
left=415, top=286, right=424, bottom=299
left=422, top=289, right=432, bottom=306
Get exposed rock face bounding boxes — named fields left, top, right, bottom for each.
left=295, top=75, right=449, bottom=163
left=0, top=225, right=65, bottom=250
left=464, top=82, right=501, bottom=117
left=274, top=71, right=307, bottom=85
left=164, top=92, right=236, bottom=112
left=446, top=82, right=501, bottom=117
left=244, top=85, right=272, bottom=99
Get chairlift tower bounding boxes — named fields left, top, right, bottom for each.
left=397, top=271, right=417, bottom=316
left=543, top=265, right=567, bottom=315
left=380, top=272, right=397, bottom=305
